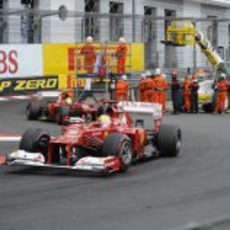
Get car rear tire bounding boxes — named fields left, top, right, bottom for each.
left=19, top=128, right=50, bottom=160
left=56, top=106, right=70, bottom=125
left=102, top=133, right=132, bottom=172
left=26, top=101, right=41, bottom=120
left=157, top=125, right=182, bottom=157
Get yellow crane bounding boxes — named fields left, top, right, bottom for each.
left=161, top=21, right=230, bottom=75
left=161, top=21, right=230, bottom=112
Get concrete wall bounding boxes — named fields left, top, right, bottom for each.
left=6, top=1, right=24, bottom=43
left=40, top=0, right=80, bottom=43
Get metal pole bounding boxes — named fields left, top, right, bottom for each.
left=105, top=41, right=109, bottom=99
left=132, top=0, right=136, bottom=42
left=38, top=16, right=42, bottom=43
left=193, top=21, right=197, bottom=73
left=81, top=17, right=84, bottom=42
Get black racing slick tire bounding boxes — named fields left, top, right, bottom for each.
left=26, top=101, right=41, bottom=120
left=19, top=128, right=50, bottom=159
left=102, top=133, right=132, bottom=172
left=56, top=106, right=70, bottom=125
left=158, top=125, right=182, bottom=157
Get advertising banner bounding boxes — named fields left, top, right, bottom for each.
left=0, top=44, right=43, bottom=78
left=43, top=43, right=144, bottom=76
left=0, top=76, right=58, bottom=96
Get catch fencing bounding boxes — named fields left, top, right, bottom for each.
left=0, top=8, right=230, bottom=97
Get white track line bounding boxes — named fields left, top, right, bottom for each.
left=0, top=92, right=59, bottom=102
left=9, top=96, right=32, bottom=100
left=0, top=96, right=31, bottom=101
left=0, top=135, right=22, bottom=142
left=0, top=98, right=9, bottom=101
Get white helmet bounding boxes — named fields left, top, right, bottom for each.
left=119, top=37, right=126, bottom=43
left=145, top=70, right=152, bottom=77
left=220, top=73, right=226, bottom=79
left=121, top=74, right=127, bottom=80
left=155, top=68, right=161, bottom=75
left=141, top=73, right=146, bottom=79
left=86, top=36, right=93, bottom=43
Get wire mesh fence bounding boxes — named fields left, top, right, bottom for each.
left=1, top=9, right=230, bottom=74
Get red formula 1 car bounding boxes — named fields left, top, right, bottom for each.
left=26, top=93, right=106, bottom=124
left=2, top=102, right=182, bottom=174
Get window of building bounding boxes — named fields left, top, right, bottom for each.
left=207, top=16, right=218, bottom=49
left=143, top=7, right=156, bottom=43
left=143, top=6, right=158, bottom=68
left=21, top=0, right=35, bottom=43
left=84, top=0, right=100, bottom=41
left=109, top=2, right=124, bottom=42
left=164, top=9, right=176, bottom=31
left=226, top=24, right=230, bottom=61
left=0, top=0, right=5, bottom=43
left=229, top=24, right=230, bottom=47
left=164, top=9, right=177, bottom=68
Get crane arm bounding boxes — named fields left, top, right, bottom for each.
left=194, top=32, right=224, bottom=67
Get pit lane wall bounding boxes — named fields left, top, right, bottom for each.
left=0, top=43, right=144, bottom=96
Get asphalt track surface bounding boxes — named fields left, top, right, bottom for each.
left=1, top=101, right=230, bottom=230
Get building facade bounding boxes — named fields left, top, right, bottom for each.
left=1, top=0, right=230, bottom=70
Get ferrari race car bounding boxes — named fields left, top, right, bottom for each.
left=26, top=93, right=105, bottom=125
left=1, top=102, right=182, bottom=174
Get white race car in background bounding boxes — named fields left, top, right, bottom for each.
left=198, top=80, right=229, bottom=112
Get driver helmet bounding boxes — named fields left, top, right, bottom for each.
left=65, top=97, right=73, bottom=105
left=98, top=114, right=112, bottom=127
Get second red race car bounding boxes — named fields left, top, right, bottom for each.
left=2, top=102, right=182, bottom=174
left=26, top=92, right=105, bottom=124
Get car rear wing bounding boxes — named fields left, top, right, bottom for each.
left=118, top=101, right=162, bottom=130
